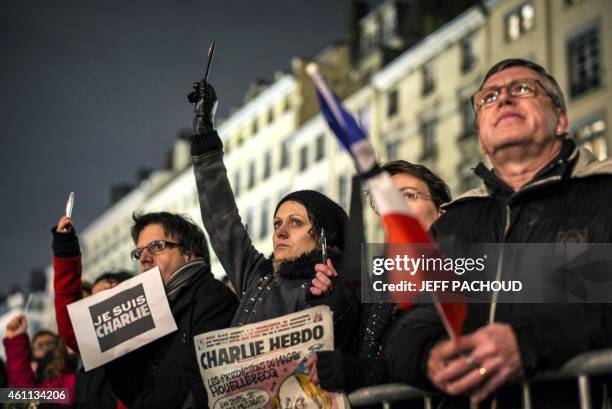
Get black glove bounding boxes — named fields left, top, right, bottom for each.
left=188, top=79, right=218, bottom=134
left=317, top=350, right=363, bottom=393
left=51, top=226, right=80, bottom=257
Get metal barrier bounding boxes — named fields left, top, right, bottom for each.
left=348, top=383, right=436, bottom=409
left=347, top=348, right=612, bottom=409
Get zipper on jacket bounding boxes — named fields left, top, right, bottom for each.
left=488, top=173, right=565, bottom=323
left=489, top=204, right=511, bottom=324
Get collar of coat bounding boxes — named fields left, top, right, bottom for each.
left=262, top=247, right=343, bottom=280
left=443, top=137, right=612, bottom=208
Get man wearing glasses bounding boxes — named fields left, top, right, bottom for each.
left=385, top=59, right=612, bottom=407
left=105, top=212, right=237, bottom=408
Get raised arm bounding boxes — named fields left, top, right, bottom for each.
left=52, top=215, right=82, bottom=352
left=4, top=315, right=36, bottom=387
left=189, top=80, right=266, bottom=296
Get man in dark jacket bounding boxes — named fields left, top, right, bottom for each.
left=105, top=212, right=238, bottom=408
left=385, top=59, right=612, bottom=407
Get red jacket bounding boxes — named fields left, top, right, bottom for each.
left=4, top=333, right=76, bottom=406
left=53, top=252, right=127, bottom=409
left=53, top=255, right=81, bottom=352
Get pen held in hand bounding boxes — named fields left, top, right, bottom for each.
left=65, top=191, right=75, bottom=219
left=204, top=40, right=216, bottom=81
left=320, top=228, right=327, bottom=265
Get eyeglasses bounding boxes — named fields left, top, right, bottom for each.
left=367, top=188, right=433, bottom=211
left=130, top=240, right=182, bottom=260
left=399, top=189, right=433, bottom=202
left=471, top=78, right=561, bottom=113
left=32, top=341, right=56, bottom=351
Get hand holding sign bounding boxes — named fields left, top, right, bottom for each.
left=67, top=267, right=177, bottom=371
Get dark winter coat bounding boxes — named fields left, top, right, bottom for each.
left=191, top=130, right=359, bottom=351
left=385, top=139, right=612, bottom=407
left=105, top=262, right=238, bottom=409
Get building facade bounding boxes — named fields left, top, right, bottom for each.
left=41, top=0, right=610, bottom=328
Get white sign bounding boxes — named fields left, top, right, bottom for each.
left=67, top=267, right=177, bottom=371
left=196, top=305, right=346, bottom=409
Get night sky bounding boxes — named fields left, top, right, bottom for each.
left=0, top=1, right=363, bottom=293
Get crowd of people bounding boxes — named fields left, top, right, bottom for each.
left=2, top=58, right=611, bottom=408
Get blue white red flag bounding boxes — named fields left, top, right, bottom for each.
left=307, top=64, right=466, bottom=338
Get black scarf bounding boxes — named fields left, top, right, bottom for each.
left=265, top=248, right=343, bottom=280
left=165, top=258, right=206, bottom=303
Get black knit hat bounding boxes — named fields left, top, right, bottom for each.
left=274, top=190, right=348, bottom=251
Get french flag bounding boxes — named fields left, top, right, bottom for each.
left=307, top=64, right=466, bottom=338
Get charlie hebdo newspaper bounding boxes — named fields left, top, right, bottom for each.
left=195, top=305, right=346, bottom=409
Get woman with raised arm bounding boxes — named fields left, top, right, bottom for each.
left=188, top=79, right=359, bottom=351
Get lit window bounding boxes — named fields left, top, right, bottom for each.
left=574, top=118, right=607, bottom=160
left=263, top=151, right=272, bottom=180
left=460, top=36, right=476, bottom=73
left=267, top=108, right=274, bottom=125
left=358, top=104, right=371, bottom=133
left=505, top=2, right=535, bottom=42
left=235, top=133, right=244, bottom=147
left=383, top=8, right=397, bottom=42
left=361, top=22, right=379, bottom=55
left=420, top=119, right=438, bottom=160
left=387, top=89, right=398, bottom=117
left=315, top=134, right=325, bottom=161
left=507, top=14, right=521, bottom=41
left=422, top=62, right=435, bottom=96
left=299, top=145, right=308, bottom=171
left=280, top=139, right=290, bottom=169
left=568, top=27, right=600, bottom=98
left=521, top=3, right=534, bottom=31
left=247, top=161, right=256, bottom=189
left=284, top=96, right=292, bottom=113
